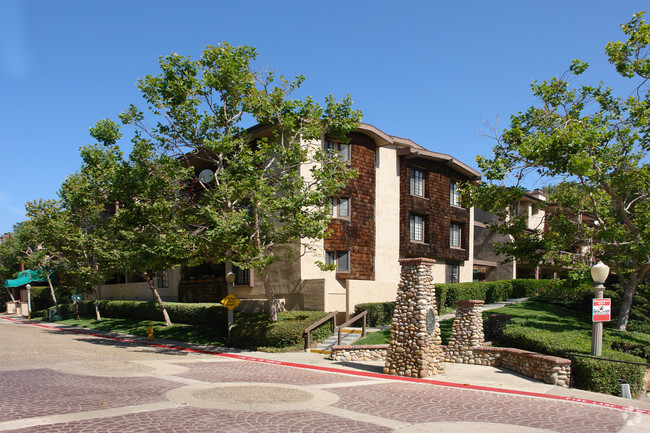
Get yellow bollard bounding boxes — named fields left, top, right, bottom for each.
left=146, top=326, right=155, bottom=341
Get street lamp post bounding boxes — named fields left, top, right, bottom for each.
left=590, top=261, right=610, bottom=356
left=26, top=284, right=32, bottom=323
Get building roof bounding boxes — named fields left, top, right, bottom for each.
left=243, top=122, right=481, bottom=181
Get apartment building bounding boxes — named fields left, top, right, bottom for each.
left=98, top=123, right=481, bottom=315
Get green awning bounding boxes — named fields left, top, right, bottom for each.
left=4, top=270, right=47, bottom=288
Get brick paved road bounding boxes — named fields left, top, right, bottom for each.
left=0, top=317, right=648, bottom=432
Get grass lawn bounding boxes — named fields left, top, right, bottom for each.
left=354, top=318, right=456, bottom=346
left=56, top=317, right=227, bottom=346
left=355, top=300, right=594, bottom=346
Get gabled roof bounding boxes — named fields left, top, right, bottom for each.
left=356, top=123, right=481, bottom=181
left=244, top=122, right=481, bottom=181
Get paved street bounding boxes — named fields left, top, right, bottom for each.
left=1, top=316, right=649, bottom=432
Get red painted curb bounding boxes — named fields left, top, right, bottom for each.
left=3, top=316, right=649, bottom=416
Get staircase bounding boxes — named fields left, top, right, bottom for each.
left=308, top=327, right=366, bottom=354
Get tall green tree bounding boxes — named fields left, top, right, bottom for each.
left=12, top=216, right=62, bottom=315
left=81, top=121, right=197, bottom=327
left=469, top=12, right=650, bottom=330
left=114, top=43, right=361, bottom=320
left=0, top=225, right=26, bottom=302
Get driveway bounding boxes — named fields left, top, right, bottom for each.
left=0, top=316, right=648, bottom=432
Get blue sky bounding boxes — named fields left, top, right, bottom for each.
left=0, top=0, right=647, bottom=235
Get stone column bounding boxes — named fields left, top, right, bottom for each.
left=446, top=300, right=485, bottom=363
left=384, top=258, right=443, bottom=378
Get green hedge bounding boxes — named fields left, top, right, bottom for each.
left=228, top=310, right=332, bottom=350
left=499, top=324, right=646, bottom=396
left=354, top=279, right=546, bottom=324
left=58, top=300, right=331, bottom=350
left=58, top=300, right=227, bottom=328
left=436, top=279, right=545, bottom=311
left=354, top=302, right=395, bottom=327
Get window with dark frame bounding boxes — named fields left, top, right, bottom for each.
left=325, top=250, right=350, bottom=272
left=450, top=223, right=462, bottom=248
left=409, top=214, right=425, bottom=242
left=446, top=263, right=460, bottom=284
left=157, top=270, right=169, bottom=288
left=324, top=139, right=350, bottom=161
left=450, top=181, right=460, bottom=206
left=410, top=168, right=425, bottom=197
left=232, top=265, right=250, bottom=285
left=329, top=196, right=350, bottom=218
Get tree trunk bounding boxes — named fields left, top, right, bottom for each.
left=43, top=270, right=59, bottom=315
left=260, top=270, right=278, bottom=321
left=143, top=272, right=172, bottom=326
left=92, top=287, right=102, bottom=321
left=6, top=288, right=16, bottom=302
left=616, top=277, right=639, bottom=331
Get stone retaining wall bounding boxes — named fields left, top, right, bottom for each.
left=330, top=344, right=571, bottom=387
left=330, top=345, right=388, bottom=362
left=448, top=346, right=572, bottom=387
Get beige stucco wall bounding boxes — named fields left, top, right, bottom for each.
left=374, top=145, right=401, bottom=284
left=98, top=268, right=181, bottom=302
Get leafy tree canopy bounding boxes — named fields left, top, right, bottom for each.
left=468, top=12, right=650, bottom=330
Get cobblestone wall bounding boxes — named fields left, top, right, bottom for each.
left=384, top=258, right=444, bottom=378
left=334, top=344, right=571, bottom=387
left=446, top=300, right=485, bottom=355
left=485, top=313, right=512, bottom=341
left=330, top=345, right=388, bottom=362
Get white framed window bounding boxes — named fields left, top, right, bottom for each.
left=324, top=139, right=350, bottom=161
left=450, top=223, right=462, bottom=248
left=325, top=250, right=350, bottom=272
left=450, top=181, right=460, bottom=206
left=409, top=214, right=425, bottom=242
left=330, top=197, right=350, bottom=218
left=446, top=263, right=460, bottom=284
left=410, top=168, right=425, bottom=197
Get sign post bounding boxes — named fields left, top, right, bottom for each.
left=590, top=261, right=610, bottom=357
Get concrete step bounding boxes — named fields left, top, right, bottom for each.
left=308, top=327, right=370, bottom=354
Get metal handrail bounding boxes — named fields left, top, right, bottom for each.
left=335, top=310, right=367, bottom=345
left=304, top=310, right=338, bottom=350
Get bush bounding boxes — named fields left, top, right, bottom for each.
left=58, top=300, right=227, bottom=328
left=435, top=279, right=553, bottom=312
left=499, top=324, right=646, bottom=396
left=229, top=310, right=332, bottom=350
left=354, top=302, right=395, bottom=326
left=535, top=279, right=593, bottom=311
left=510, top=279, right=549, bottom=298
left=572, top=356, right=645, bottom=397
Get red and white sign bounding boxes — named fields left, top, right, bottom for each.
left=592, top=298, right=611, bottom=322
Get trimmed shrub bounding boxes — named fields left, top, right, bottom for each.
left=535, top=279, right=593, bottom=311
left=58, top=300, right=227, bottom=328
left=435, top=279, right=553, bottom=312
left=572, top=356, right=645, bottom=397
left=229, top=310, right=332, bottom=350
left=510, top=279, right=549, bottom=298
left=499, top=324, right=646, bottom=396
left=354, top=302, right=395, bottom=327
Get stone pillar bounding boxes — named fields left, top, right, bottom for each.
left=447, top=300, right=485, bottom=351
left=384, top=258, right=443, bottom=378
left=486, top=313, right=512, bottom=341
